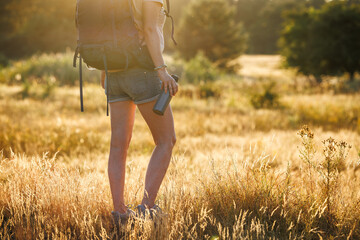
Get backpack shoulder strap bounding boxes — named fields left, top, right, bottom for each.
left=128, top=0, right=136, bottom=24
left=165, top=0, right=170, bottom=14
left=164, top=0, right=177, bottom=45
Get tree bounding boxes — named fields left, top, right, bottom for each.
left=279, top=8, right=319, bottom=81
left=227, top=0, right=325, bottom=54
left=280, top=1, right=360, bottom=82
left=249, top=0, right=327, bottom=54
left=308, top=0, right=327, bottom=9
left=177, top=0, right=247, bottom=69
left=0, top=0, right=76, bottom=59
left=163, top=0, right=192, bottom=52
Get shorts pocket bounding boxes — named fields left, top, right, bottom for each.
left=125, top=71, right=148, bottom=95
left=145, top=71, right=161, bottom=86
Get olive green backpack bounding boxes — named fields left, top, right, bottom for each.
left=73, top=0, right=176, bottom=115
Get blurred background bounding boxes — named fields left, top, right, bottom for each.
left=1, top=0, right=360, bottom=156
left=1, top=1, right=360, bottom=238
left=0, top=0, right=359, bottom=152
left=0, top=0, right=359, bottom=86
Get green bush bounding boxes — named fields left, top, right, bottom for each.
left=198, top=82, right=221, bottom=99
left=250, top=82, right=281, bottom=109
left=16, top=76, right=56, bottom=100
left=0, top=51, right=99, bottom=86
left=41, top=75, right=57, bottom=99
left=0, top=53, right=9, bottom=68
left=183, top=52, right=219, bottom=84
left=20, top=79, right=31, bottom=99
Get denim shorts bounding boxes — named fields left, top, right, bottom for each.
left=105, top=68, right=162, bottom=105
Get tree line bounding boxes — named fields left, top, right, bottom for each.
left=177, top=0, right=360, bottom=82
left=0, top=0, right=359, bottom=82
left=280, top=0, right=360, bottom=82
left=0, top=0, right=333, bottom=59
left=0, top=0, right=76, bottom=59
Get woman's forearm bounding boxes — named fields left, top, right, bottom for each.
left=140, top=1, right=178, bottom=96
left=143, top=27, right=165, bottom=69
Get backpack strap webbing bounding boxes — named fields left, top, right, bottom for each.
left=103, top=53, right=110, bottom=116
left=128, top=0, right=135, bottom=24
left=164, top=0, right=177, bottom=45
left=73, top=47, right=84, bottom=112
left=79, top=54, right=84, bottom=112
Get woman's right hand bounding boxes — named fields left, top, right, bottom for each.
left=157, top=68, right=178, bottom=96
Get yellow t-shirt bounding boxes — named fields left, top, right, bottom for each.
left=130, top=0, right=166, bottom=52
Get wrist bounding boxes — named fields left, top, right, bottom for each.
left=154, top=63, right=167, bottom=71
left=157, top=67, right=168, bottom=75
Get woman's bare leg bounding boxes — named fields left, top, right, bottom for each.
left=137, top=100, right=176, bottom=208
left=108, top=100, right=136, bottom=213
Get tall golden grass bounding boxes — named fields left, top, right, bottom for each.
left=1, top=55, right=360, bottom=239
left=1, top=126, right=359, bottom=239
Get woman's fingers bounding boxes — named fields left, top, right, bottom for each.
left=169, top=82, right=174, bottom=96
left=164, top=82, right=168, bottom=94
left=174, top=82, right=179, bottom=94
left=171, top=83, right=178, bottom=96
left=162, top=80, right=170, bottom=94
left=160, top=74, right=179, bottom=96
left=168, top=81, right=178, bottom=96
left=168, top=80, right=178, bottom=96
left=167, top=83, right=172, bottom=95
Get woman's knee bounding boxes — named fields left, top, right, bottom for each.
left=110, top=134, right=132, bottom=150
left=155, top=134, right=176, bottom=149
left=171, top=135, right=177, bottom=147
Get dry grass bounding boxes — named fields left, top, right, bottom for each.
left=1, top=55, right=360, bottom=239
left=236, top=55, right=296, bottom=84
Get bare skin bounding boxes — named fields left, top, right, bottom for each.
left=137, top=100, right=176, bottom=208
left=105, top=1, right=178, bottom=214
left=142, top=2, right=178, bottom=96
left=108, top=100, right=136, bottom=213
left=107, top=99, right=176, bottom=213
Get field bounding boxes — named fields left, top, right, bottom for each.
left=1, top=55, right=360, bottom=239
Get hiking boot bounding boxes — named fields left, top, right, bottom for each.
left=150, top=204, right=163, bottom=218
left=136, top=204, right=163, bottom=220
left=135, top=204, right=147, bottom=219
left=111, top=208, right=136, bottom=226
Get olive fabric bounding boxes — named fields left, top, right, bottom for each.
left=106, top=67, right=162, bottom=105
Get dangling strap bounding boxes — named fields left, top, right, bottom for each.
left=73, top=47, right=84, bottom=112
left=127, top=0, right=135, bottom=24
left=165, top=14, right=177, bottom=45
left=73, top=47, right=79, bottom=68
left=103, top=54, right=110, bottom=116
left=165, top=0, right=171, bottom=17
left=79, top=54, right=84, bottom=112
left=164, top=0, right=177, bottom=45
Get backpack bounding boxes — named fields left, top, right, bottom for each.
left=73, top=0, right=176, bottom=116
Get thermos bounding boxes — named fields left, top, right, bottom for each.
left=153, top=74, right=179, bottom=115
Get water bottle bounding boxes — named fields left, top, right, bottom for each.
left=153, top=74, right=179, bottom=115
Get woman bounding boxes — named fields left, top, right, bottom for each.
left=101, top=0, right=178, bottom=224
